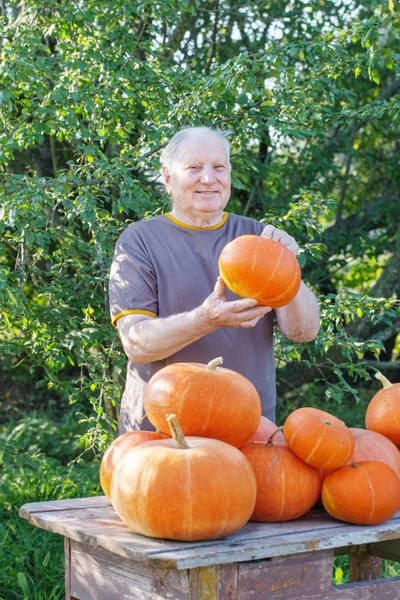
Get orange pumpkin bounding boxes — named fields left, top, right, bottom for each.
left=218, top=235, right=301, bottom=308
left=347, top=428, right=400, bottom=480
left=143, top=357, right=261, bottom=448
left=241, top=438, right=322, bottom=522
left=322, top=461, right=400, bottom=525
left=365, top=372, right=400, bottom=446
left=283, top=407, right=354, bottom=470
left=245, top=416, right=285, bottom=444
left=100, top=430, right=169, bottom=498
left=110, top=414, right=257, bottom=541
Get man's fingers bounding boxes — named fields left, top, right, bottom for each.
left=234, top=306, right=272, bottom=320
left=229, top=297, right=259, bottom=312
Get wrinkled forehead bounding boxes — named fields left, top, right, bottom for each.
left=175, top=134, right=230, bottom=166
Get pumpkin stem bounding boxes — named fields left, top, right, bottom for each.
left=267, top=426, right=284, bottom=446
left=350, top=461, right=360, bottom=468
left=375, top=371, right=393, bottom=390
left=206, top=357, right=224, bottom=371
left=166, top=414, right=189, bottom=450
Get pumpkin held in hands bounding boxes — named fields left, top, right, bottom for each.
left=283, top=407, right=354, bottom=470
left=110, top=414, right=257, bottom=541
left=143, top=357, right=261, bottom=448
left=322, top=461, right=400, bottom=525
left=218, top=235, right=301, bottom=308
left=100, top=430, right=169, bottom=498
left=366, top=372, right=400, bottom=446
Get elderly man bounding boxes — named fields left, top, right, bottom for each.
left=109, top=127, right=320, bottom=433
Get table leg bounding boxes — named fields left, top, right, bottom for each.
left=349, top=545, right=382, bottom=582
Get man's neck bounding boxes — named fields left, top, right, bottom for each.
left=169, top=209, right=225, bottom=228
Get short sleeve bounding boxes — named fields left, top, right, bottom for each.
left=109, top=227, right=158, bottom=326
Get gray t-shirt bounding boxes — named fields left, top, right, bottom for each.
left=109, top=212, right=276, bottom=434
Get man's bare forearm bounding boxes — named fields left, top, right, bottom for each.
left=275, top=281, right=320, bottom=342
left=118, top=307, right=215, bottom=364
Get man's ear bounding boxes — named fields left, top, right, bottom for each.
left=163, top=165, right=172, bottom=193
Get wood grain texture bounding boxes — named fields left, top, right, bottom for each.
left=349, top=546, right=382, bottom=582
left=237, top=551, right=333, bottom=599
left=19, top=497, right=400, bottom=571
left=69, top=539, right=188, bottom=600
left=188, top=564, right=238, bottom=599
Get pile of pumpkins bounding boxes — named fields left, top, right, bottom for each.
left=101, top=236, right=400, bottom=541
left=100, top=357, right=400, bottom=542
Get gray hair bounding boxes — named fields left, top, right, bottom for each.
left=160, top=127, right=232, bottom=171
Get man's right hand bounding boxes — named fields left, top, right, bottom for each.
left=198, top=277, right=271, bottom=330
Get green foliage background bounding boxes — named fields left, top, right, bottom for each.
left=1, top=0, right=400, bottom=596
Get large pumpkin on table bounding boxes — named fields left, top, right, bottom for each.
left=143, top=357, right=261, bottom=448
left=322, top=460, right=400, bottom=525
left=347, top=428, right=400, bottom=480
left=283, top=407, right=354, bottom=470
left=365, top=372, right=400, bottom=446
left=110, top=415, right=257, bottom=541
left=241, top=439, right=322, bottom=522
left=100, top=430, right=169, bottom=498
left=218, top=235, right=301, bottom=308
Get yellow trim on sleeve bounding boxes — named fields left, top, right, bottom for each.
left=165, top=212, right=229, bottom=230
left=112, top=309, right=157, bottom=326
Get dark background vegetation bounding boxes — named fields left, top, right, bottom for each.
left=0, top=0, right=399, bottom=597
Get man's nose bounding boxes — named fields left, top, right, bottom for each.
left=200, top=166, right=217, bottom=183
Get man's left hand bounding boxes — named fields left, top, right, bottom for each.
left=261, top=224, right=299, bottom=257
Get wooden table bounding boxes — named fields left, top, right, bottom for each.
left=20, top=496, right=400, bottom=599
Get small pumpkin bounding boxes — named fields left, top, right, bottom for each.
left=241, top=432, right=322, bottom=522
left=347, top=428, right=400, bottom=480
left=365, top=372, right=400, bottom=446
left=143, top=357, right=261, bottom=448
left=218, top=235, right=301, bottom=308
left=245, top=415, right=285, bottom=444
left=322, top=461, right=400, bottom=525
left=110, top=414, right=257, bottom=541
left=100, top=430, right=169, bottom=498
left=283, top=407, right=354, bottom=470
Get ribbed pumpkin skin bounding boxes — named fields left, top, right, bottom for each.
left=322, top=461, right=400, bottom=525
left=110, top=437, right=257, bottom=541
left=283, top=407, right=355, bottom=470
left=245, top=416, right=285, bottom=444
left=241, top=442, right=323, bottom=522
left=100, top=431, right=169, bottom=498
left=143, top=362, right=261, bottom=448
left=218, top=235, right=301, bottom=309
left=365, top=384, right=400, bottom=445
left=347, top=428, right=400, bottom=480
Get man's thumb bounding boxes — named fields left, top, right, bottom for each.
left=214, top=276, right=225, bottom=296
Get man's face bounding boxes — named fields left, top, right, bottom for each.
left=163, top=133, right=231, bottom=217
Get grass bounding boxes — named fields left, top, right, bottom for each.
left=0, top=406, right=101, bottom=600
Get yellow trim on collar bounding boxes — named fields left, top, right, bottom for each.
left=165, top=212, right=229, bottom=230
left=112, top=309, right=157, bottom=326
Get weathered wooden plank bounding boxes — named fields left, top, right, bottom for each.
left=19, top=498, right=400, bottom=570
left=148, top=519, right=400, bottom=570
left=237, top=550, right=333, bottom=599
left=188, top=564, right=238, bottom=600
left=328, top=577, right=400, bottom=599
left=69, top=539, right=189, bottom=600
left=369, top=539, right=400, bottom=562
left=19, top=496, right=110, bottom=518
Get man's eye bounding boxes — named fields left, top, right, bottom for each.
left=215, top=165, right=225, bottom=169
left=189, top=166, right=200, bottom=169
